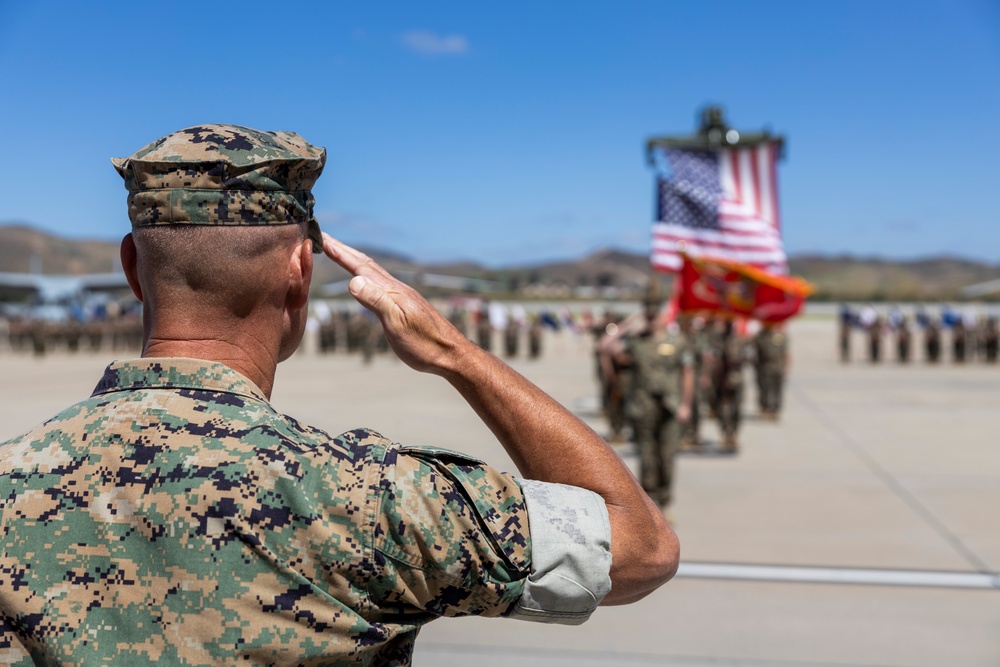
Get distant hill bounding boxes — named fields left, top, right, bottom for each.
left=0, top=223, right=421, bottom=293
left=0, top=223, right=122, bottom=275
left=2, top=223, right=998, bottom=301
left=788, top=254, right=1000, bottom=301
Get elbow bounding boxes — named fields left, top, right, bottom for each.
left=649, top=520, right=680, bottom=587
left=602, top=517, right=680, bottom=606
left=660, top=525, right=681, bottom=582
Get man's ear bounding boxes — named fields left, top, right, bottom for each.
left=120, top=233, right=143, bottom=303
left=287, top=238, right=313, bottom=310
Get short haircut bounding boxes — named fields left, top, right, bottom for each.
left=132, top=223, right=308, bottom=317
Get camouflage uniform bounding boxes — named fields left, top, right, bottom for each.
left=867, top=317, right=882, bottom=363
left=951, top=321, right=967, bottom=363
left=983, top=317, right=999, bottom=363
left=678, top=320, right=708, bottom=449
left=594, top=318, right=628, bottom=443
left=924, top=320, right=942, bottom=363
left=504, top=320, right=519, bottom=358
left=623, top=330, right=693, bottom=507
left=754, top=326, right=787, bottom=419
left=476, top=309, right=492, bottom=352
left=528, top=317, right=542, bottom=359
left=895, top=318, right=912, bottom=363
left=703, top=319, right=725, bottom=420
left=0, top=125, right=613, bottom=665
left=1, top=359, right=612, bottom=665
left=838, top=304, right=852, bottom=363
left=714, top=331, right=748, bottom=447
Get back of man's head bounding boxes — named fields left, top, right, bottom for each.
left=113, top=124, right=327, bottom=320
left=132, top=224, right=308, bottom=318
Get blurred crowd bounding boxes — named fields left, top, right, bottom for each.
left=839, top=304, right=999, bottom=364
left=309, top=298, right=584, bottom=363
left=0, top=301, right=143, bottom=357
left=0, top=297, right=583, bottom=362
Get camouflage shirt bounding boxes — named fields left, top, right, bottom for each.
left=624, top=330, right=694, bottom=411
left=1, top=358, right=611, bottom=666
left=754, top=329, right=788, bottom=371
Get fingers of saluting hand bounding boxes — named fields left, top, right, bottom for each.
left=321, top=234, right=455, bottom=374
left=322, top=233, right=393, bottom=281
left=322, top=234, right=398, bottom=315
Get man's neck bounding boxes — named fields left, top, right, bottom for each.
left=143, top=337, right=278, bottom=399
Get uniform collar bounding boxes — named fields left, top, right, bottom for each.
left=91, top=357, right=269, bottom=404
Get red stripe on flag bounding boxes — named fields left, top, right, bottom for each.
left=651, top=142, right=787, bottom=275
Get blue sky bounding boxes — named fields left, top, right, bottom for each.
left=1, top=1, right=998, bottom=265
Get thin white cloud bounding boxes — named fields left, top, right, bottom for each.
left=401, top=30, right=469, bottom=56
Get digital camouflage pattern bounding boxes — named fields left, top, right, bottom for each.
left=754, top=326, right=787, bottom=371
left=112, top=124, right=326, bottom=251
left=624, top=330, right=693, bottom=505
left=713, top=333, right=749, bottom=441
left=754, top=326, right=788, bottom=416
left=625, top=330, right=693, bottom=414
left=0, top=358, right=530, bottom=666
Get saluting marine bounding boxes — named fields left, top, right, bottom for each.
left=0, top=125, right=678, bottom=665
left=616, top=295, right=694, bottom=512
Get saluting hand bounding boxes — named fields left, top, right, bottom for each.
left=323, top=236, right=678, bottom=606
left=321, top=234, right=467, bottom=375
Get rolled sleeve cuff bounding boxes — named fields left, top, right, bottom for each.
left=505, top=479, right=612, bottom=625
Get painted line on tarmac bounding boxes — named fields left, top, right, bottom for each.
left=676, top=561, right=1000, bottom=590
left=416, top=641, right=894, bottom=666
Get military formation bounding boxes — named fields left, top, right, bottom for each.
left=1, top=299, right=559, bottom=363
left=0, top=303, right=143, bottom=357
left=593, top=297, right=790, bottom=518
left=840, top=304, right=1000, bottom=364
left=313, top=300, right=552, bottom=362
left=315, top=306, right=387, bottom=362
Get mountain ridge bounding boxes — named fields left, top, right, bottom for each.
left=2, top=223, right=997, bottom=301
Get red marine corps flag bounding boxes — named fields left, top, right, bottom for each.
left=675, top=254, right=812, bottom=323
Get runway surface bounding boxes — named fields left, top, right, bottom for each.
left=1, top=315, right=997, bottom=666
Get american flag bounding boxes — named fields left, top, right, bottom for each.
left=651, top=143, right=786, bottom=274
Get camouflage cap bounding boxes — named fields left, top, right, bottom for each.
left=112, top=124, right=326, bottom=252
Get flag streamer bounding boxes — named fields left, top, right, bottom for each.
left=676, top=254, right=812, bottom=323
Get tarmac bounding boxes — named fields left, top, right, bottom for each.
left=1, top=314, right=997, bottom=666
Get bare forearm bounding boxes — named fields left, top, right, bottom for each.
left=439, top=338, right=679, bottom=603
left=441, top=338, right=629, bottom=490
left=322, top=235, right=678, bottom=603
